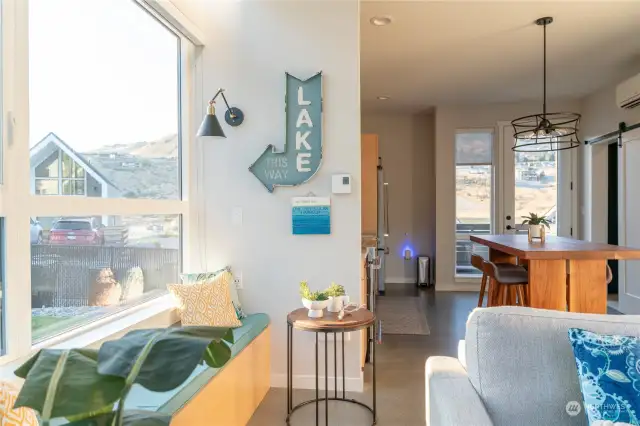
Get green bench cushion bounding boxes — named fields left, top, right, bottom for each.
left=124, top=313, right=270, bottom=414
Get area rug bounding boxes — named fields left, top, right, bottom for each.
left=376, top=296, right=430, bottom=335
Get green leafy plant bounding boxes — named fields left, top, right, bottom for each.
left=299, top=281, right=328, bottom=301
left=324, top=283, right=345, bottom=297
left=14, top=326, right=234, bottom=426
left=521, top=212, right=551, bottom=229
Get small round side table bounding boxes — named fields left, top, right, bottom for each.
left=286, top=308, right=377, bottom=426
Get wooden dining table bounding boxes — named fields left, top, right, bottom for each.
left=470, top=234, right=640, bottom=314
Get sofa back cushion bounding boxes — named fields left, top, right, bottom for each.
left=465, top=307, right=640, bottom=426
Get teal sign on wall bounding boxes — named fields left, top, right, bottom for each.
left=249, top=72, right=323, bottom=192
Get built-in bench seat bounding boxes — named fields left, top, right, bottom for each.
left=126, top=313, right=271, bottom=425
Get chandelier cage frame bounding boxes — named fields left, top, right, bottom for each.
left=511, top=16, right=581, bottom=152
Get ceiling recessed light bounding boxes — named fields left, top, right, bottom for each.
left=377, top=96, right=390, bottom=101
left=370, top=16, right=392, bottom=26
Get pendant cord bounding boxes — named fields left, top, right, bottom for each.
left=543, top=22, right=547, bottom=118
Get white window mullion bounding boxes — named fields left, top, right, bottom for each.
left=2, top=0, right=33, bottom=359
left=27, top=196, right=187, bottom=217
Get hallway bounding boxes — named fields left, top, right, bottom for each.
left=248, top=287, right=478, bottom=426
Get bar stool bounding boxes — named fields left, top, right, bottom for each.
left=471, top=254, right=488, bottom=307
left=472, top=255, right=529, bottom=307
left=482, top=260, right=530, bottom=307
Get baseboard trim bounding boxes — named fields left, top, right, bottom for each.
left=271, top=374, right=364, bottom=393
left=386, top=277, right=417, bottom=284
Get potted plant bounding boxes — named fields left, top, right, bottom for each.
left=12, top=326, right=234, bottom=426
left=521, top=212, right=551, bottom=242
left=325, top=283, right=348, bottom=313
left=300, top=281, right=329, bottom=318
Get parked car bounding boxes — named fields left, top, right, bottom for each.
left=49, top=218, right=104, bottom=245
left=30, top=218, right=43, bottom=244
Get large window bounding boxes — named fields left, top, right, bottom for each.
left=19, top=0, right=190, bottom=344
left=514, top=145, right=558, bottom=235
left=32, top=215, right=180, bottom=342
left=455, top=131, right=494, bottom=276
left=29, top=0, right=180, bottom=200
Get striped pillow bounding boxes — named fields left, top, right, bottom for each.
left=0, top=381, right=39, bottom=425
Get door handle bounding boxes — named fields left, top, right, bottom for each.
left=506, top=225, right=513, bottom=230
left=383, top=183, right=389, bottom=237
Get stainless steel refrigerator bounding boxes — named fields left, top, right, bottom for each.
left=377, top=157, right=389, bottom=294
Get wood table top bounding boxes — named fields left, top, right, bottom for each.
left=287, top=308, right=375, bottom=332
left=470, top=234, right=640, bottom=260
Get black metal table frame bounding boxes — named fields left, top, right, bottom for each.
left=286, top=320, right=376, bottom=426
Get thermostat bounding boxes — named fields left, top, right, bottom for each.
left=332, top=174, right=352, bottom=194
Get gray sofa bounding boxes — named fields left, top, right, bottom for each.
left=425, top=307, right=640, bottom=426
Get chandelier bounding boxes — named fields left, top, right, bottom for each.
left=511, top=17, right=581, bottom=152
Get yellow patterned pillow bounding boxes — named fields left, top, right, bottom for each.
left=167, top=271, right=242, bottom=327
left=0, top=381, right=39, bottom=425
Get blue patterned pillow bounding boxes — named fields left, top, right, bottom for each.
left=180, top=267, right=246, bottom=319
left=568, top=328, right=640, bottom=425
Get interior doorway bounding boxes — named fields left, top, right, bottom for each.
left=607, top=143, right=619, bottom=295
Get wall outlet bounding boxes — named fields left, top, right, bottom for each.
left=233, top=272, right=243, bottom=289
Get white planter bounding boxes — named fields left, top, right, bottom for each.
left=302, top=298, right=330, bottom=318
left=528, top=224, right=543, bottom=238
left=327, top=295, right=350, bottom=313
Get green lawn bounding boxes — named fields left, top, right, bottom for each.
left=32, top=315, right=94, bottom=342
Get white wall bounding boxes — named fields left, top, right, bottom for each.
left=361, top=113, right=436, bottom=284
left=579, top=78, right=640, bottom=242
left=173, top=1, right=362, bottom=390
left=435, top=99, right=581, bottom=290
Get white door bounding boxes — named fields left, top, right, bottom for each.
left=498, top=122, right=574, bottom=237
left=618, top=129, right=640, bottom=314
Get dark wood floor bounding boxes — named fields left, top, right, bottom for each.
left=248, top=285, right=478, bottom=426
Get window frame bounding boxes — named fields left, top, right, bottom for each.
left=34, top=148, right=87, bottom=195
left=0, top=0, right=201, bottom=364
left=454, top=128, right=495, bottom=279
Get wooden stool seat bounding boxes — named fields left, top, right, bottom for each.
left=483, top=260, right=530, bottom=307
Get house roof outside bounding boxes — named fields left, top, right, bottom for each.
left=30, top=132, right=120, bottom=191
left=30, top=132, right=179, bottom=199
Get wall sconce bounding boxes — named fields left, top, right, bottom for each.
left=197, top=88, right=245, bottom=137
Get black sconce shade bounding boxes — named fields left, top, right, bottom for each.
left=197, top=89, right=244, bottom=138
left=197, top=108, right=226, bottom=138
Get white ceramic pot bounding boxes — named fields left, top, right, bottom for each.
left=327, top=295, right=350, bottom=313
left=302, top=298, right=330, bottom=318
left=529, top=224, right=543, bottom=238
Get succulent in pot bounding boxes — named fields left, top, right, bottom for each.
left=325, top=283, right=349, bottom=313
left=521, top=212, right=551, bottom=240
left=299, top=281, right=329, bottom=318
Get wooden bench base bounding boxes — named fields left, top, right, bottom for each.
left=172, top=326, right=271, bottom=426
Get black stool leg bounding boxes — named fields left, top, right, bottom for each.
left=315, top=332, right=319, bottom=426
left=334, top=332, right=337, bottom=399
left=287, top=323, right=290, bottom=414
left=373, top=322, right=377, bottom=424
left=342, top=331, right=345, bottom=399
left=325, top=332, right=328, bottom=426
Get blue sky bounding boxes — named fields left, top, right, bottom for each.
left=29, top=0, right=179, bottom=150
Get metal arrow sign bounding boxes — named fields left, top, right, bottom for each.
left=249, top=72, right=323, bottom=192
